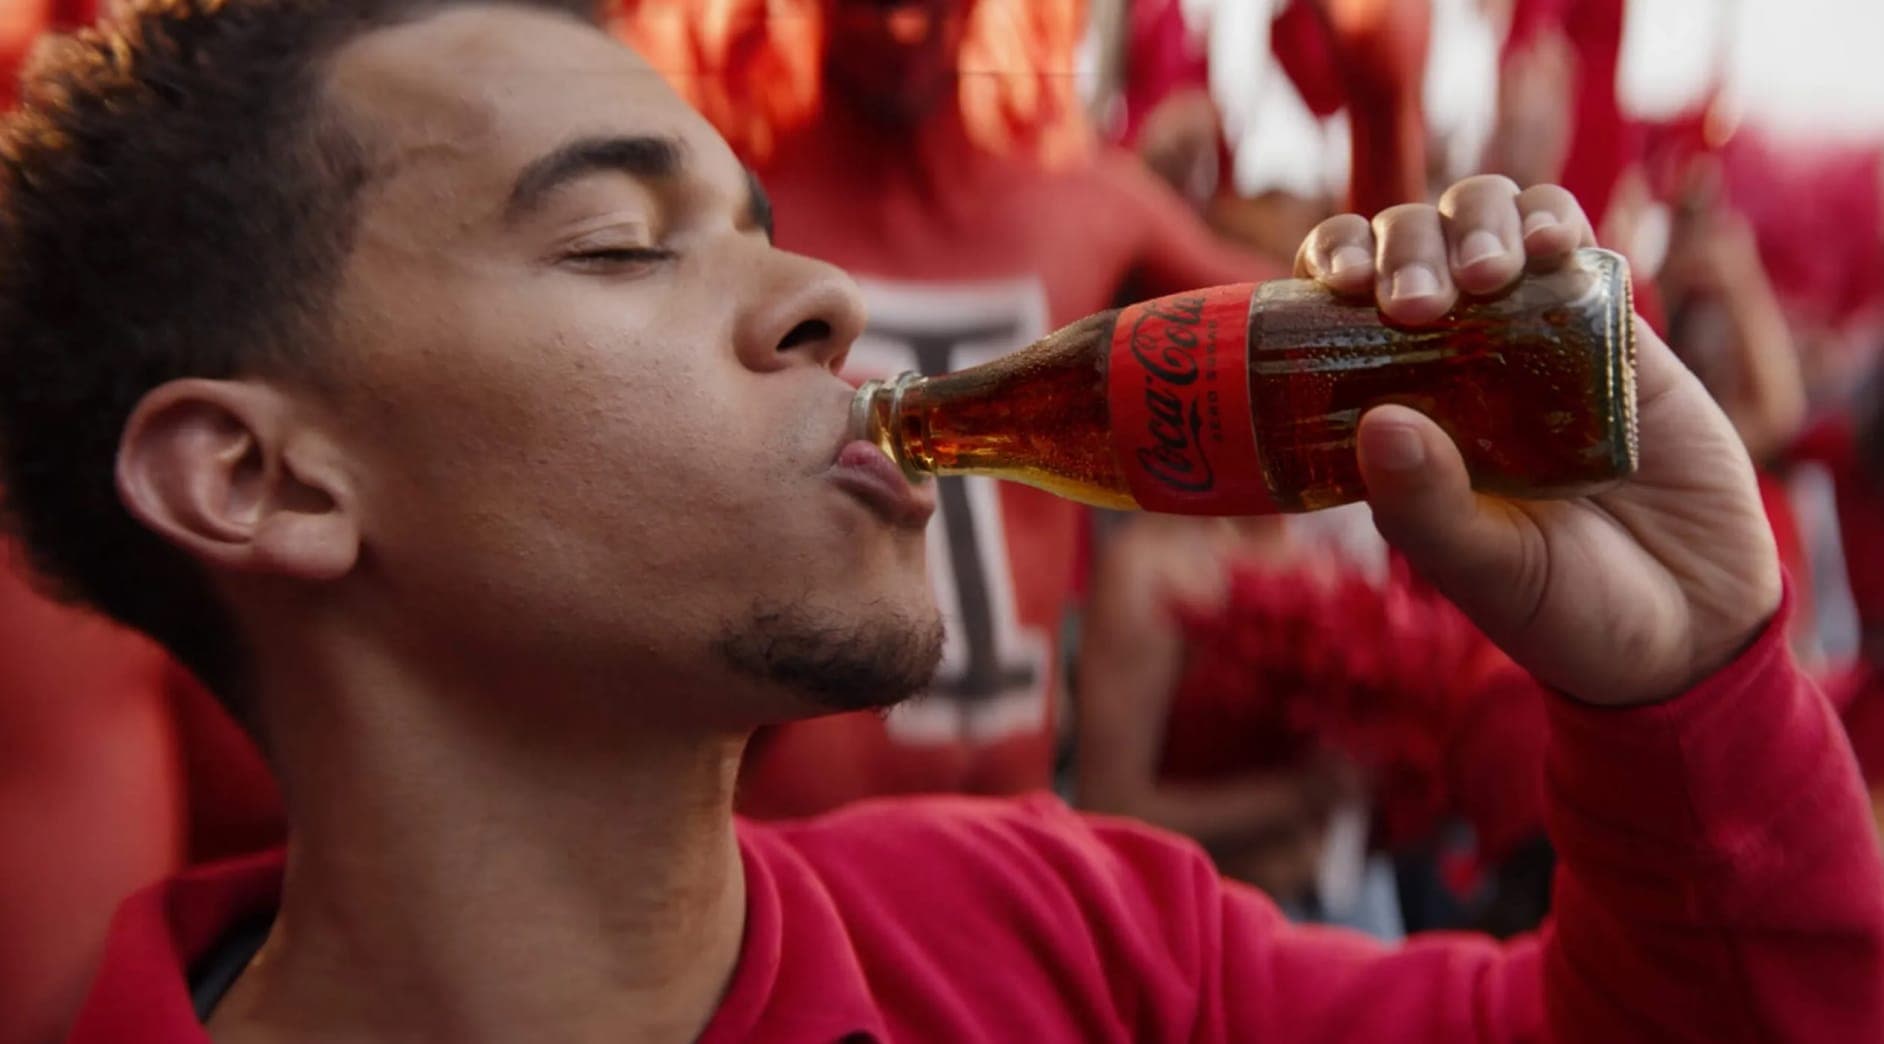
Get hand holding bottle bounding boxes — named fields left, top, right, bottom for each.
left=1302, top=175, right=1782, bottom=708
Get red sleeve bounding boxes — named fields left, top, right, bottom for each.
left=1537, top=600, right=1884, bottom=1041
left=1173, top=599, right=1884, bottom=1041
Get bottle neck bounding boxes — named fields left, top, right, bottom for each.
left=850, top=372, right=930, bottom=480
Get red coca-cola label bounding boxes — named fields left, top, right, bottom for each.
left=1107, top=285, right=1272, bottom=514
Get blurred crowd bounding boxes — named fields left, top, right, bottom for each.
left=3, top=0, right=1882, bottom=1040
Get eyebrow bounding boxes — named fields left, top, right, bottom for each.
left=744, top=167, right=775, bottom=243
left=505, top=135, right=684, bottom=221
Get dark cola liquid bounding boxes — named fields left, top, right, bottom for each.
left=885, top=311, right=1141, bottom=510
left=1245, top=251, right=1637, bottom=511
left=864, top=249, right=1636, bottom=514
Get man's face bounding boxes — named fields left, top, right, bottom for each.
left=822, top=0, right=974, bottom=126
left=310, top=6, right=941, bottom=724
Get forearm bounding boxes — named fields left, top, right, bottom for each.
left=1721, top=278, right=1806, bottom=460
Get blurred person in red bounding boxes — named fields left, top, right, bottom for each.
left=1109, top=0, right=1225, bottom=210
left=1076, top=508, right=1552, bottom=930
left=1709, top=132, right=1884, bottom=404
left=620, top=0, right=1286, bottom=819
left=1651, top=158, right=1814, bottom=629
left=1483, top=0, right=1631, bottom=230
left=1480, top=0, right=1680, bottom=333
left=4, top=6, right=1882, bottom=1040
left=1775, top=142, right=1884, bottom=809
left=1110, top=0, right=1436, bottom=259
left=1074, top=514, right=1347, bottom=904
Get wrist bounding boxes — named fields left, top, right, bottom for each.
left=1566, top=582, right=1788, bottom=709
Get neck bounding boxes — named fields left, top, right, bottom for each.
left=213, top=645, right=749, bottom=1044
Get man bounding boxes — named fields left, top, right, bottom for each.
left=3, top=2, right=1878, bottom=1041
left=622, top=0, right=1284, bottom=816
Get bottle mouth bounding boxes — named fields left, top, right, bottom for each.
left=848, top=372, right=925, bottom=481
left=848, top=378, right=885, bottom=445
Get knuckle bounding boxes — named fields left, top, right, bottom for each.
left=1325, top=212, right=1371, bottom=240
left=1310, top=213, right=1357, bottom=243
left=1371, top=204, right=1440, bottom=250
left=1520, top=183, right=1578, bottom=212
left=1439, top=174, right=1521, bottom=214
left=1374, top=202, right=1436, bottom=227
left=1475, top=173, right=1524, bottom=196
left=1310, top=215, right=1373, bottom=259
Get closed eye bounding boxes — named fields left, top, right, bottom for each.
left=572, top=246, right=678, bottom=263
left=562, top=247, right=677, bottom=272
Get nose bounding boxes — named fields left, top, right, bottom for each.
left=735, top=251, right=868, bottom=375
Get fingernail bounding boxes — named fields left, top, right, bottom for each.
left=1372, top=424, right=1426, bottom=472
left=1522, top=210, right=1559, bottom=236
left=1458, top=229, right=1505, bottom=268
left=1390, top=264, right=1440, bottom=301
left=1329, top=245, right=1371, bottom=277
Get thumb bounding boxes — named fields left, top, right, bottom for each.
left=1357, top=405, right=1524, bottom=608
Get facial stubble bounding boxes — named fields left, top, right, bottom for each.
left=714, top=599, right=946, bottom=712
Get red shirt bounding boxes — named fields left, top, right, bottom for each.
left=739, top=137, right=1281, bottom=818
left=67, top=607, right=1884, bottom=1042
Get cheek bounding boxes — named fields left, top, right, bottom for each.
left=336, top=271, right=888, bottom=636
left=343, top=311, right=730, bottom=555
left=394, top=357, right=815, bottom=580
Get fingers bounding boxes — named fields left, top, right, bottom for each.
left=1516, top=183, right=1596, bottom=270
left=1438, top=174, right=1524, bottom=296
left=1294, top=212, right=1374, bottom=297
left=1298, top=177, right=1599, bottom=323
left=1373, top=204, right=1456, bottom=324
left=1356, top=405, right=1523, bottom=608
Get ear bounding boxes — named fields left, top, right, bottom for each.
left=117, top=379, right=360, bottom=582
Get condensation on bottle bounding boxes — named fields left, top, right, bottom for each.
left=850, top=247, right=1638, bottom=514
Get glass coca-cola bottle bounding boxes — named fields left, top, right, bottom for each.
left=850, top=247, right=1638, bottom=513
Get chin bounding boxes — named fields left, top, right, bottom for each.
left=714, top=597, right=945, bottom=715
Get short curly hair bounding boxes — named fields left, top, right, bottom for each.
left=0, top=0, right=600, bottom=702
